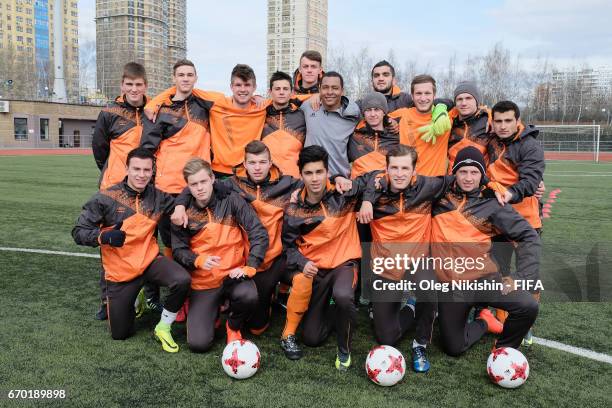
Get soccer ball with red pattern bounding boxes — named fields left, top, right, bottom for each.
left=487, top=347, right=530, bottom=388
left=365, top=345, right=406, bottom=386
left=221, top=340, right=260, bottom=379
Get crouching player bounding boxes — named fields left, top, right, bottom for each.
left=361, top=144, right=454, bottom=372
left=171, top=158, right=269, bottom=352
left=72, top=147, right=191, bottom=352
left=431, top=146, right=540, bottom=356
left=281, top=146, right=373, bottom=370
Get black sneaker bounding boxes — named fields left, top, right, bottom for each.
left=146, top=298, right=163, bottom=314
left=95, top=303, right=108, bottom=321
left=280, top=335, right=303, bottom=360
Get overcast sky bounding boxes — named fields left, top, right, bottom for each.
left=79, top=0, right=612, bottom=92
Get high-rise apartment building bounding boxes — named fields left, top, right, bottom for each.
left=95, top=0, right=186, bottom=99
left=267, top=0, right=327, bottom=81
left=0, top=0, right=79, bottom=102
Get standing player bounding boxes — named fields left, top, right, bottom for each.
left=302, top=72, right=361, bottom=178
left=392, top=75, right=453, bottom=176
left=487, top=100, right=545, bottom=344
left=293, top=50, right=324, bottom=98
left=447, top=81, right=492, bottom=168
left=171, top=158, right=269, bottom=352
left=91, top=62, right=149, bottom=320
left=72, top=148, right=191, bottom=353
left=261, top=71, right=306, bottom=178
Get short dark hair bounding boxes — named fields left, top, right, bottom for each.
left=492, top=100, right=521, bottom=120
left=300, top=50, right=322, bottom=65
left=386, top=144, right=418, bottom=168
left=371, top=60, right=395, bottom=78
left=122, top=62, right=147, bottom=84
left=126, top=147, right=154, bottom=167
left=298, top=145, right=328, bottom=172
left=269, top=71, right=293, bottom=90
left=245, top=140, right=271, bottom=159
left=320, top=71, right=344, bottom=89
left=410, top=74, right=436, bottom=94
left=172, top=59, right=196, bottom=75
left=231, top=64, right=256, bottom=84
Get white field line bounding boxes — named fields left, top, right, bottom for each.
left=1, top=246, right=611, bottom=365
left=532, top=337, right=612, bottom=365
left=0, top=246, right=100, bottom=258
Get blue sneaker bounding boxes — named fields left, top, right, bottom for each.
left=412, top=346, right=430, bottom=373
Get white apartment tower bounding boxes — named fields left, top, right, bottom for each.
left=267, top=0, right=327, bottom=81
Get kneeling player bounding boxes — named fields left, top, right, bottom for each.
left=171, top=158, right=269, bottom=352
left=431, top=147, right=540, bottom=356
left=361, top=144, right=453, bottom=372
left=72, top=147, right=191, bottom=352
left=282, top=146, right=371, bottom=370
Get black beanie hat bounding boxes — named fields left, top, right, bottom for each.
left=452, top=146, right=486, bottom=177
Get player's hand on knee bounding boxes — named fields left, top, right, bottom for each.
left=171, top=205, right=188, bottom=228
left=195, top=255, right=221, bottom=270
left=302, top=261, right=318, bottom=278
left=358, top=201, right=373, bottom=224
left=99, top=222, right=126, bottom=247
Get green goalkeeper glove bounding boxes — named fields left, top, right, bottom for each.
left=418, top=103, right=451, bottom=144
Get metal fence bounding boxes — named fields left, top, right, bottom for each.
left=5, top=133, right=94, bottom=149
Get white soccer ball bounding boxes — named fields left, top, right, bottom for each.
left=221, top=340, right=260, bottom=379
left=487, top=347, right=530, bottom=388
left=365, top=345, right=406, bottom=386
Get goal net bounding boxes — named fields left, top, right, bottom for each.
left=536, top=124, right=601, bottom=162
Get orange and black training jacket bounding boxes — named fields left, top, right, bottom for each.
left=221, top=164, right=302, bottom=271
left=486, top=124, right=545, bottom=228
left=282, top=176, right=374, bottom=272
left=367, top=172, right=455, bottom=281
left=171, top=191, right=269, bottom=290
left=447, top=107, right=492, bottom=171
left=140, top=93, right=214, bottom=194
left=348, top=121, right=399, bottom=178
left=93, top=95, right=148, bottom=190
left=72, top=181, right=175, bottom=282
left=261, top=101, right=306, bottom=178
left=431, top=184, right=541, bottom=284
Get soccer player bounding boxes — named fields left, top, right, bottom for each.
left=487, top=100, right=545, bottom=344
left=282, top=145, right=372, bottom=370
left=72, top=147, right=191, bottom=353
left=348, top=92, right=400, bottom=178
left=171, top=158, right=269, bottom=352
left=293, top=50, right=324, bottom=98
left=261, top=71, right=306, bottom=178
left=302, top=72, right=361, bottom=178
left=91, top=62, right=149, bottom=320
left=392, top=75, right=453, bottom=176
left=360, top=144, right=454, bottom=372
left=358, top=60, right=414, bottom=114
left=93, top=62, right=149, bottom=190
left=431, top=146, right=540, bottom=356
left=447, top=81, right=492, bottom=168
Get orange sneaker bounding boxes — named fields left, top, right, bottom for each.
left=478, top=308, right=504, bottom=334
left=226, top=321, right=243, bottom=343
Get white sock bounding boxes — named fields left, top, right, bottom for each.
left=160, top=309, right=178, bottom=325
left=412, top=340, right=426, bottom=349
